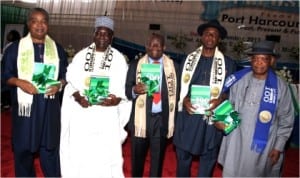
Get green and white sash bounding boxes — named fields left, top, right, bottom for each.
left=178, top=46, right=226, bottom=112
left=17, top=33, right=59, bottom=117
left=135, top=54, right=177, bottom=138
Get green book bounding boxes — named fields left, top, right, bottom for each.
left=84, top=75, right=110, bottom=105
left=141, top=63, right=161, bottom=96
left=32, top=63, right=60, bottom=93
left=190, top=85, right=211, bottom=114
left=212, top=100, right=241, bottom=135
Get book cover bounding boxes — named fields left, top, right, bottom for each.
left=190, top=85, right=211, bottom=114
left=32, top=63, right=60, bottom=93
left=212, top=100, right=241, bottom=135
left=84, top=75, right=110, bottom=105
left=141, top=63, right=161, bottom=96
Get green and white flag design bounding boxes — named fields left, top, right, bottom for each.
left=84, top=75, right=110, bottom=105
left=32, top=62, right=60, bottom=94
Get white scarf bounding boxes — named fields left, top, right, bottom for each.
left=17, top=33, right=59, bottom=117
left=84, top=43, right=113, bottom=73
left=178, top=46, right=225, bottom=111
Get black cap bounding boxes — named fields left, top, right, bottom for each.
left=197, top=19, right=227, bottom=39
left=246, top=40, right=280, bottom=57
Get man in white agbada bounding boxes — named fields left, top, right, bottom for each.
left=60, top=16, right=131, bottom=177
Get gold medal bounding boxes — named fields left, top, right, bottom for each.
left=137, top=98, right=144, bottom=108
left=211, top=87, right=220, bottom=97
left=170, top=103, right=174, bottom=112
left=259, top=110, right=272, bottom=123
left=183, top=73, right=190, bottom=83
left=85, top=77, right=91, bottom=87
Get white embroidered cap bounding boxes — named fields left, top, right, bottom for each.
left=95, top=16, right=114, bottom=31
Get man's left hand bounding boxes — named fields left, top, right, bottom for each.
left=207, top=98, right=223, bottom=111
left=100, top=94, right=121, bottom=106
left=207, top=93, right=228, bottom=111
left=269, top=149, right=280, bottom=166
left=45, top=83, right=61, bottom=96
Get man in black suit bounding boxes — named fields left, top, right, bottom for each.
left=125, top=33, right=179, bottom=177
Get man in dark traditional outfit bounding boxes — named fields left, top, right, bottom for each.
left=1, top=7, right=68, bottom=177
left=173, top=20, right=236, bottom=177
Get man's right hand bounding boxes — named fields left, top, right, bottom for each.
left=183, top=96, right=197, bottom=115
left=134, top=83, right=147, bottom=95
left=214, top=121, right=226, bottom=131
left=73, top=91, right=90, bottom=108
left=15, top=79, right=38, bottom=95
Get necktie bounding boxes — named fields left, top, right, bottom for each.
left=153, top=61, right=161, bottom=104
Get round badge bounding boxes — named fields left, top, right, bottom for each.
left=85, top=77, right=91, bottom=87
left=137, top=99, right=144, bottom=108
left=170, top=103, right=174, bottom=112
left=259, top=110, right=272, bottom=123
left=183, top=73, right=190, bottom=83
left=211, top=87, right=220, bottom=97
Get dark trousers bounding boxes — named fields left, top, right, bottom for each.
left=131, top=113, right=167, bottom=177
left=176, top=146, right=218, bottom=177
left=1, top=89, right=11, bottom=106
left=13, top=146, right=61, bottom=177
